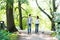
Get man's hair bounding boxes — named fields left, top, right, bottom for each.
left=29, top=14, right=31, bottom=16
left=37, top=16, right=39, bottom=19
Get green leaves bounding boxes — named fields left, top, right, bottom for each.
left=0, top=30, right=9, bottom=40
left=53, top=12, right=60, bottom=22
left=18, top=0, right=28, bottom=4
left=21, top=0, right=28, bottom=4
left=0, top=30, right=18, bottom=40
left=50, top=32, right=56, bottom=37
left=0, top=0, right=6, bottom=10
left=6, top=0, right=14, bottom=8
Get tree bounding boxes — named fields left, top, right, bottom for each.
left=18, top=0, right=23, bottom=30
left=36, top=0, right=59, bottom=31
left=6, top=0, right=17, bottom=32
left=18, top=0, right=28, bottom=30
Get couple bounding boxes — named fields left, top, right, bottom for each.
left=27, top=14, right=39, bottom=34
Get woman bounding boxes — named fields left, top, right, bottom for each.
left=35, top=16, right=39, bottom=33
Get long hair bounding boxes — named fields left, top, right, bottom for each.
left=37, top=16, right=39, bottom=19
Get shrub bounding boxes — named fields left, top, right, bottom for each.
left=8, top=33, right=18, bottom=40
left=0, top=30, right=9, bottom=40
left=0, top=30, right=18, bottom=40
left=50, top=32, right=56, bottom=37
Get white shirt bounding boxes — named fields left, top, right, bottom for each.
left=27, top=17, right=32, bottom=24
left=35, top=19, right=39, bottom=24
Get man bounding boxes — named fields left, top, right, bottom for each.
left=27, top=14, right=32, bottom=34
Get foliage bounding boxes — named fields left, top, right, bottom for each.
left=0, top=0, right=6, bottom=10
left=18, top=0, right=28, bottom=4
left=22, top=18, right=27, bottom=29
left=0, top=30, right=18, bottom=40
left=0, top=0, right=54, bottom=30
left=50, top=32, right=56, bottom=37
left=8, top=33, right=18, bottom=40
left=14, top=2, right=33, bottom=29
left=53, top=12, right=60, bottom=22
left=0, top=30, right=9, bottom=40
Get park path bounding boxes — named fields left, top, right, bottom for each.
left=18, top=30, right=58, bottom=40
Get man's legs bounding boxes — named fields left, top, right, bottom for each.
left=28, top=24, right=31, bottom=34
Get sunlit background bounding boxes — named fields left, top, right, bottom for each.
left=0, top=0, right=60, bottom=31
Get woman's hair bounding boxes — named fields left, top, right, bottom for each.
left=37, top=16, right=39, bottom=19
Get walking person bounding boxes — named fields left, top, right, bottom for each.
left=27, top=14, right=32, bottom=34
left=35, top=16, right=39, bottom=33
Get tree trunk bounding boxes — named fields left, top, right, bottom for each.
left=36, top=0, right=56, bottom=31
left=6, top=0, right=17, bottom=32
left=18, top=0, right=23, bottom=30
left=51, top=0, right=56, bottom=31
left=53, top=0, right=56, bottom=12
left=51, top=20, right=55, bottom=31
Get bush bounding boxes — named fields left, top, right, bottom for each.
left=50, top=32, right=56, bottom=37
left=8, top=33, right=18, bottom=40
left=0, top=30, right=9, bottom=40
left=0, top=30, right=18, bottom=40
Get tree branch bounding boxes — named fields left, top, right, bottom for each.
left=56, top=1, right=60, bottom=10
left=15, top=7, right=28, bottom=13
left=22, top=16, right=28, bottom=18
left=49, top=0, right=53, bottom=16
left=36, top=0, right=52, bottom=21
left=21, top=7, right=28, bottom=13
left=50, top=7, right=53, bottom=16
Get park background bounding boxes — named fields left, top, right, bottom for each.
left=0, top=0, right=60, bottom=40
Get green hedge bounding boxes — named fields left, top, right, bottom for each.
left=0, top=30, right=18, bottom=40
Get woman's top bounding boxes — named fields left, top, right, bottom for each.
left=35, top=19, right=39, bottom=24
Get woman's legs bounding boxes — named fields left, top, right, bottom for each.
left=35, top=24, right=39, bottom=33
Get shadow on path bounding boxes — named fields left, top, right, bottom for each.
left=18, top=30, right=57, bottom=40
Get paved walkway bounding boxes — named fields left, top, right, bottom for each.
left=18, top=30, right=58, bottom=40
